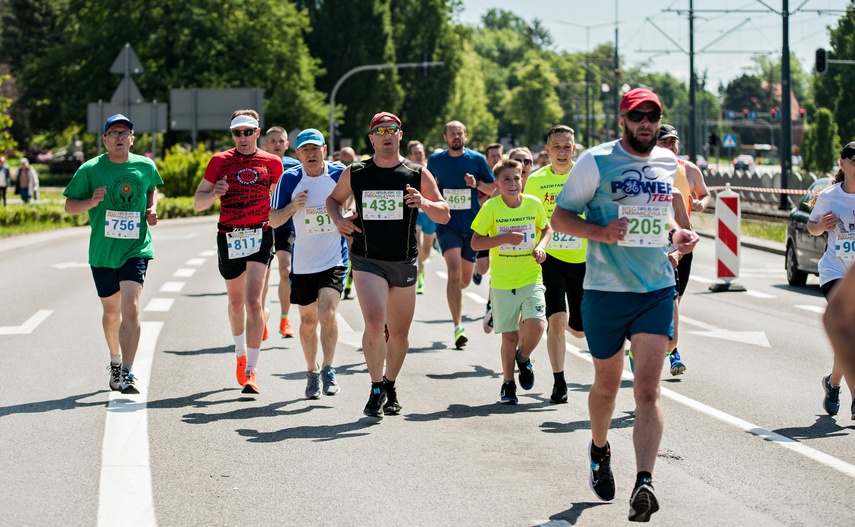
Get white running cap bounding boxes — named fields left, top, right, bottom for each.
left=229, top=115, right=259, bottom=129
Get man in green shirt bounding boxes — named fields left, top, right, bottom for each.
left=63, top=114, right=162, bottom=394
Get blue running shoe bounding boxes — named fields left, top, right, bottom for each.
left=516, top=349, right=535, bottom=390
left=668, top=351, right=685, bottom=376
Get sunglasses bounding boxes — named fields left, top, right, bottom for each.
left=370, top=125, right=400, bottom=135
left=511, top=158, right=533, bottom=166
left=231, top=128, right=257, bottom=137
left=105, top=130, right=132, bottom=139
left=622, top=110, right=662, bottom=123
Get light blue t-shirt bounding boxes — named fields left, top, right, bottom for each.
left=427, top=148, right=494, bottom=233
left=554, top=140, right=677, bottom=293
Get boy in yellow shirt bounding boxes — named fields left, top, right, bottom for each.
left=471, top=159, right=551, bottom=404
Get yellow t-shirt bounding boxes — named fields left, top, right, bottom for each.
left=471, top=194, right=548, bottom=290
left=674, top=161, right=692, bottom=216
left=524, top=164, right=587, bottom=263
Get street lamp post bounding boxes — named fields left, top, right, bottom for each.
left=328, top=61, right=443, bottom=156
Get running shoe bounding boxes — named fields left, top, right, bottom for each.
left=482, top=300, right=493, bottom=334
left=322, top=365, right=340, bottom=396
left=472, top=271, right=483, bottom=286
left=588, top=441, right=615, bottom=501
left=343, top=287, right=352, bottom=300
left=119, top=370, right=140, bottom=395
left=364, top=385, right=386, bottom=418
left=851, top=399, right=855, bottom=420
left=668, top=350, right=685, bottom=376
left=822, top=374, right=841, bottom=415
left=551, top=379, right=568, bottom=404
left=416, top=270, right=425, bottom=295
left=628, top=349, right=634, bottom=374
left=516, top=349, right=534, bottom=390
left=305, top=370, right=321, bottom=400
left=384, top=324, right=390, bottom=342
left=500, top=381, right=518, bottom=404
left=262, top=307, right=270, bottom=341
left=108, top=363, right=122, bottom=391
left=236, top=355, right=248, bottom=386
left=454, top=326, right=468, bottom=349
left=383, top=383, right=402, bottom=415
left=628, top=476, right=659, bottom=522
left=280, top=317, right=295, bottom=338
left=242, top=371, right=259, bottom=394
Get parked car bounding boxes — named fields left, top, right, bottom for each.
left=733, top=155, right=755, bottom=171
left=785, top=177, right=832, bottom=286
left=678, top=154, right=709, bottom=169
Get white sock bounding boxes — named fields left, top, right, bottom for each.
left=233, top=333, right=246, bottom=357
left=110, top=354, right=122, bottom=365
left=246, top=347, right=260, bottom=373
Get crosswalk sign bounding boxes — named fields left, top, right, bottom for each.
left=723, top=134, right=737, bottom=148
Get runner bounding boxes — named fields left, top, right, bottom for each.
left=427, top=121, right=495, bottom=348
left=824, top=265, right=855, bottom=421
left=523, top=125, right=586, bottom=403
left=326, top=111, right=449, bottom=418
left=63, top=114, right=163, bottom=394
left=472, top=143, right=503, bottom=286
left=194, top=109, right=283, bottom=395
left=270, top=129, right=347, bottom=399
left=551, top=88, right=698, bottom=522
left=408, top=140, right=436, bottom=295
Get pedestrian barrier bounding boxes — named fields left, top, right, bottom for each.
left=709, top=184, right=746, bottom=292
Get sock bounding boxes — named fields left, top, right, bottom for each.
left=668, top=348, right=677, bottom=357
left=553, top=371, right=566, bottom=385
left=455, top=324, right=463, bottom=332
left=121, top=364, right=133, bottom=376
left=383, top=376, right=395, bottom=389
left=636, top=471, right=653, bottom=486
left=516, top=349, right=528, bottom=365
left=246, top=347, right=260, bottom=373
left=372, top=381, right=384, bottom=393
left=110, top=354, right=122, bottom=365
left=591, top=441, right=610, bottom=457
left=281, top=314, right=289, bottom=320
left=233, top=333, right=246, bottom=357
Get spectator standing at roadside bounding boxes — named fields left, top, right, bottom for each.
left=16, top=158, right=39, bottom=203
left=63, top=114, right=162, bottom=395
left=0, top=156, right=10, bottom=206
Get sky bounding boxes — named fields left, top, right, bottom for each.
left=458, top=0, right=847, bottom=92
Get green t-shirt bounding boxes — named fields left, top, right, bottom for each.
left=471, top=194, right=548, bottom=290
left=63, top=153, right=163, bottom=268
left=524, top=164, right=587, bottom=264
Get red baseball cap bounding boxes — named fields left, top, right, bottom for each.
left=369, top=111, right=402, bottom=130
left=619, top=88, right=662, bottom=113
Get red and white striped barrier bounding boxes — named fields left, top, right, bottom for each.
left=707, top=186, right=819, bottom=195
left=710, top=184, right=746, bottom=292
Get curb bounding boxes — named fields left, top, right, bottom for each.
left=695, top=227, right=785, bottom=257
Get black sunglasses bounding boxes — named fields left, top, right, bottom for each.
left=231, top=128, right=257, bottom=137
left=622, top=110, right=662, bottom=123
left=511, top=158, right=533, bottom=166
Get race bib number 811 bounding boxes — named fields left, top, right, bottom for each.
left=226, top=228, right=262, bottom=259
left=362, top=190, right=403, bottom=220
left=617, top=205, right=669, bottom=247
left=104, top=210, right=141, bottom=239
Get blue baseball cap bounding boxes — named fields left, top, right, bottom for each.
left=295, top=128, right=326, bottom=149
left=105, top=114, right=133, bottom=133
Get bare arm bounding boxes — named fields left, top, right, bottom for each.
left=194, top=177, right=227, bottom=212
left=671, top=188, right=693, bottom=230
left=412, top=168, right=450, bottom=224
left=146, top=189, right=158, bottom=226
left=686, top=162, right=711, bottom=212
left=326, top=167, right=361, bottom=236
left=269, top=189, right=308, bottom=229
left=65, top=186, right=106, bottom=215
left=808, top=212, right=837, bottom=236
left=551, top=205, right=628, bottom=244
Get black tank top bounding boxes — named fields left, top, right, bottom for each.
left=350, top=158, right=421, bottom=261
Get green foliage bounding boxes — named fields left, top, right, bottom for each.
left=155, top=145, right=213, bottom=198
left=156, top=196, right=219, bottom=219
left=503, top=55, right=564, bottom=146
left=802, top=107, right=841, bottom=173
left=819, top=8, right=855, bottom=145
left=723, top=74, right=766, bottom=111
left=0, top=75, right=17, bottom=152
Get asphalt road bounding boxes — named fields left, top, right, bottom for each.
left=1, top=216, right=853, bottom=526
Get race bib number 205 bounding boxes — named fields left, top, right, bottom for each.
left=617, top=205, right=669, bottom=247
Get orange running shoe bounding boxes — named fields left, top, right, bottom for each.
left=280, top=317, right=295, bottom=338
left=262, top=308, right=270, bottom=341
left=236, top=355, right=248, bottom=386
left=242, top=371, right=259, bottom=394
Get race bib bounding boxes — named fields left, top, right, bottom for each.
left=835, top=231, right=855, bottom=262
left=304, top=206, right=336, bottom=235
left=104, top=210, right=141, bottom=239
left=362, top=190, right=403, bottom=220
left=226, top=228, right=262, bottom=259
left=548, top=231, right=582, bottom=250
left=497, top=224, right=536, bottom=253
left=618, top=205, right=669, bottom=247
left=443, top=188, right=471, bottom=210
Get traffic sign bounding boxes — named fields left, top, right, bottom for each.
left=722, top=134, right=737, bottom=149
left=110, top=43, right=143, bottom=75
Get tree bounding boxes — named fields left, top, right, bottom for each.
left=802, top=107, right=840, bottom=173
left=722, top=74, right=766, bottom=112
left=818, top=7, right=855, bottom=144
left=504, top=55, right=564, bottom=147
left=0, top=74, right=18, bottom=153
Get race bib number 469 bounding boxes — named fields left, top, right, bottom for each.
left=617, top=205, right=669, bottom=247
left=104, top=210, right=141, bottom=239
left=362, top=190, right=403, bottom=220
left=443, top=188, right=471, bottom=210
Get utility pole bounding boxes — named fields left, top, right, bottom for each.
left=687, top=0, right=698, bottom=164
left=613, top=0, right=621, bottom=139
left=780, top=0, right=792, bottom=210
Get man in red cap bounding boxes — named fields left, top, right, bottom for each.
left=326, top=111, right=450, bottom=418
left=551, top=87, right=699, bottom=521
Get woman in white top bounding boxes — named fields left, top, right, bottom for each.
left=808, top=141, right=855, bottom=420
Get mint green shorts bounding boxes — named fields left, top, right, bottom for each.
left=490, top=283, right=546, bottom=334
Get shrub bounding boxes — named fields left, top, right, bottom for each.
left=156, top=145, right=213, bottom=198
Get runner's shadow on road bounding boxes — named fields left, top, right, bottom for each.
left=0, top=390, right=108, bottom=418
left=539, top=410, right=635, bottom=435
left=408, top=341, right=446, bottom=353
left=161, top=346, right=232, bottom=356
left=236, top=419, right=379, bottom=443
left=271, top=362, right=365, bottom=382
left=541, top=502, right=609, bottom=525
left=181, top=397, right=320, bottom=425
left=405, top=401, right=553, bottom=422
left=426, top=365, right=501, bottom=381
left=771, top=415, right=854, bottom=439
left=147, top=389, right=243, bottom=411
left=183, top=292, right=228, bottom=297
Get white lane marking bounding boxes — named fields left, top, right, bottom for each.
left=199, top=250, right=217, bottom=257
left=143, top=298, right=174, bottom=312
left=743, top=290, right=776, bottom=299
left=680, top=315, right=770, bottom=348
left=464, top=292, right=488, bottom=305
left=173, top=268, right=196, bottom=278
left=563, top=342, right=855, bottom=480
left=689, top=275, right=716, bottom=284
left=98, top=321, right=162, bottom=527
left=159, top=281, right=185, bottom=293
left=185, top=258, right=206, bottom=266
left=0, top=310, right=53, bottom=335
left=52, top=261, right=89, bottom=270
left=436, top=271, right=448, bottom=280
left=336, top=313, right=354, bottom=333
left=795, top=305, right=825, bottom=314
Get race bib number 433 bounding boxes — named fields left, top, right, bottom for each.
left=617, top=205, right=669, bottom=247
left=104, top=210, right=141, bottom=239
left=362, top=190, right=403, bottom=220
